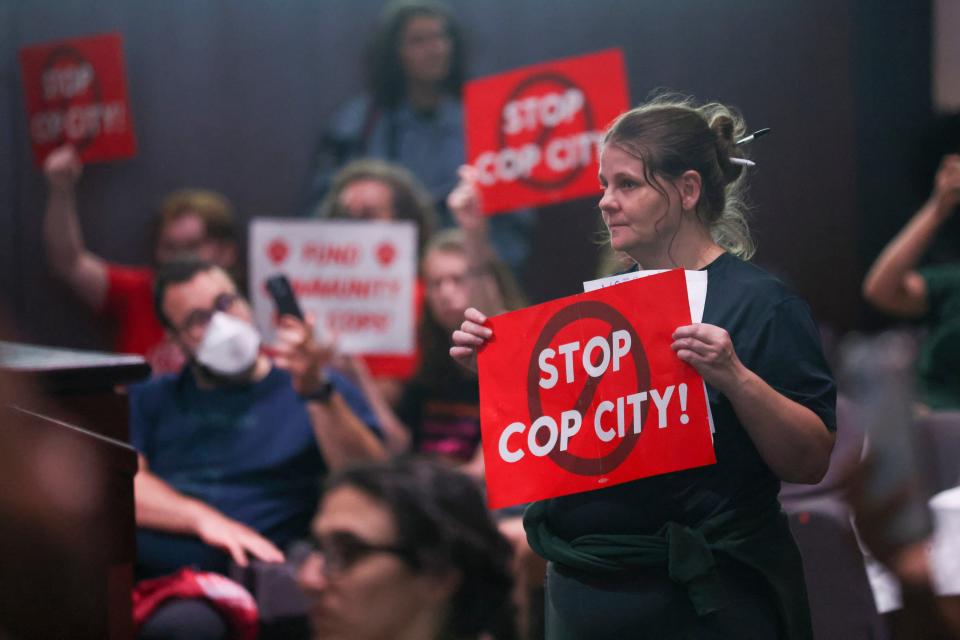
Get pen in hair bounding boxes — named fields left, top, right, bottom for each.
left=736, top=128, right=771, bottom=146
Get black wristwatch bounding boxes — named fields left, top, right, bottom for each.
left=301, top=378, right=336, bottom=405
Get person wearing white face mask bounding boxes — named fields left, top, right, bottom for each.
left=129, top=260, right=386, bottom=592
left=194, top=311, right=263, bottom=379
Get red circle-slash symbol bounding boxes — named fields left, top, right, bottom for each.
left=498, top=72, right=595, bottom=190
left=267, top=238, right=289, bottom=265
left=375, top=242, right=396, bottom=267
left=526, top=301, right=650, bottom=476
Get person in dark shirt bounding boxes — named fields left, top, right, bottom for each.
left=863, top=152, right=960, bottom=409
left=452, top=94, right=836, bottom=639
left=396, top=227, right=524, bottom=476
left=131, top=260, right=385, bottom=580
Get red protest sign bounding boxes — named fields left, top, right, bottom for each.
left=464, top=49, right=630, bottom=215
left=477, top=269, right=714, bottom=509
left=19, top=32, right=137, bottom=165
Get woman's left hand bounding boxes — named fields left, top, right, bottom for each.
left=671, top=323, right=746, bottom=394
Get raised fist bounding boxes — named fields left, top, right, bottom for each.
left=43, top=145, right=83, bottom=192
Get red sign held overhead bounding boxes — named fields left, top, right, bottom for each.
left=464, top=49, right=630, bottom=215
left=19, top=32, right=137, bottom=165
left=477, top=270, right=714, bottom=509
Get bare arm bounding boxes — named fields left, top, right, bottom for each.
left=722, top=367, right=834, bottom=484
left=459, top=443, right=486, bottom=483
left=42, top=146, right=109, bottom=311
left=134, top=454, right=284, bottom=566
left=448, top=166, right=507, bottom=316
left=341, top=355, right=412, bottom=455
left=306, top=393, right=387, bottom=470
left=863, top=154, right=960, bottom=317
left=271, top=314, right=387, bottom=469
left=672, top=324, right=834, bottom=484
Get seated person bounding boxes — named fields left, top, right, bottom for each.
left=313, top=158, right=437, bottom=259
left=314, top=158, right=436, bottom=404
left=389, top=167, right=523, bottom=469
left=338, top=166, right=524, bottom=465
left=863, top=153, right=960, bottom=409
left=313, top=158, right=437, bottom=397
left=42, top=145, right=239, bottom=373
left=296, top=457, right=514, bottom=640
left=131, top=260, right=385, bottom=580
left=392, top=228, right=524, bottom=473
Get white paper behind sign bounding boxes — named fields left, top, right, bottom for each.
left=249, top=219, right=416, bottom=355
left=584, top=269, right=714, bottom=435
left=583, top=270, right=707, bottom=322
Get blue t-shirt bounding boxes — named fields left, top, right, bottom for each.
left=918, top=264, right=960, bottom=409
left=131, top=366, right=327, bottom=577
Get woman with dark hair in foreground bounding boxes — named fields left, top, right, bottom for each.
left=297, top=457, right=514, bottom=640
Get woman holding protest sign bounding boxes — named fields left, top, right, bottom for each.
left=451, top=93, right=836, bottom=639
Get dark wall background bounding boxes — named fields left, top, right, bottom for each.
left=0, top=0, right=934, bottom=350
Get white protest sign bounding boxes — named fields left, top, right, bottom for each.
left=930, top=486, right=960, bottom=596
left=584, top=269, right=714, bottom=434
left=250, top=219, right=416, bottom=355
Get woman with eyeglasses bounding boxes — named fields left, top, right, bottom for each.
left=296, top=457, right=515, bottom=640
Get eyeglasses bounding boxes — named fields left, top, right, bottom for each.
left=303, top=531, right=410, bottom=578
left=178, top=292, right=241, bottom=337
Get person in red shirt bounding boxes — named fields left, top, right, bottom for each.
left=42, top=145, right=238, bottom=373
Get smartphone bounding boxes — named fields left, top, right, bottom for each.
left=265, top=274, right=304, bottom=320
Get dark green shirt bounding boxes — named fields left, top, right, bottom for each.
left=918, top=264, right=960, bottom=409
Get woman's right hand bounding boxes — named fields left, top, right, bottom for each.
left=449, top=307, right=493, bottom=373
left=447, top=165, right=487, bottom=235
left=43, top=145, right=83, bottom=192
